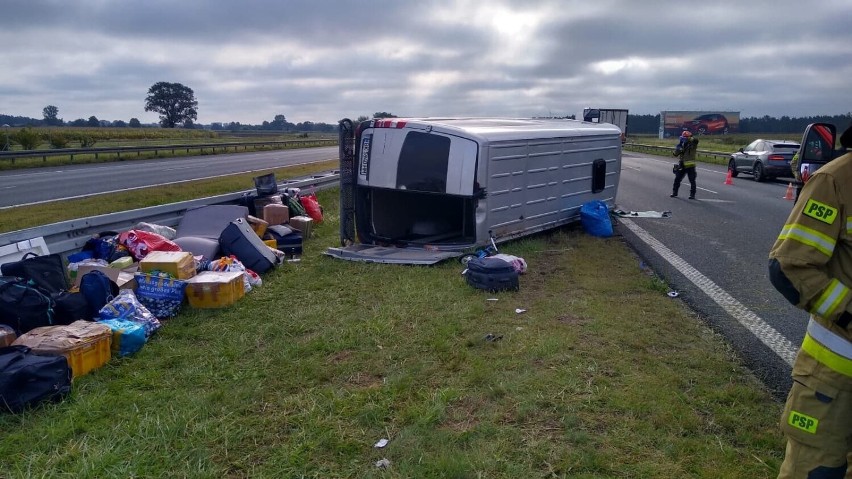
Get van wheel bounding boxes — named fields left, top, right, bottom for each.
left=727, top=159, right=739, bottom=177
left=753, top=162, right=765, bottom=182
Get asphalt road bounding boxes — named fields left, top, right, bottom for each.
left=0, top=147, right=338, bottom=208
left=615, top=150, right=804, bottom=400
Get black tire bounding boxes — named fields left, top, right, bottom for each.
left=728, top=159, right=739, bottom=177
left=753, top=162, right=765, bottom=182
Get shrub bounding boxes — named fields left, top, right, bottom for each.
left=11, top=128, right=41, bottom=150
left=49, top=134, right=70, bottom=149
left=79, top=136, right=97, bottom=148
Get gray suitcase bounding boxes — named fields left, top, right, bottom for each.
left=218, top=218, right=277, bottom=274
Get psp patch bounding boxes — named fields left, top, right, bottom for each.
left=788, top=410, right=819, bottom=434
left=803, top=198, right=838, bottom=225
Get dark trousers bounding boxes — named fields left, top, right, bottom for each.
left=672, top=166, right=697, bottom=197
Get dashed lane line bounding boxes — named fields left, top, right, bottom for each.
left=619, top=217, right=798, bottom=366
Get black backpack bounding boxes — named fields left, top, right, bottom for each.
left=0, top=345, right=72, bottom=413
left=0, top=276, right=56, bottom=335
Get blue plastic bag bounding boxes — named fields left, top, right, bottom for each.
left=580, top=200, right=613, bottom=238
left=98, top=319, right=147, bottom=357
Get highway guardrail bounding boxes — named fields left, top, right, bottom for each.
left=0, top=139, right=337, bottom=164
left=625, top=142, right=732, bottom=162
left=0, top=171, right=340, bottom=261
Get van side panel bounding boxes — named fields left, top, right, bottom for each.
left=479, top=135, right=620, bottom=240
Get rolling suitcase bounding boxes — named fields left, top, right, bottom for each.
left=218, top=218, right=277, bottom=274
left=265, top=228, right=303, bottom=257
left=464, top=257, right=519, bottom=292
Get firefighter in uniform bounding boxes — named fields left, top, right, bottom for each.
left=769, top=124, right=852, bottom=478
left=670, top=130, right=699, bottom=199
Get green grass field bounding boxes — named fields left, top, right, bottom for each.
left=0, top=164, right=786, bottom=477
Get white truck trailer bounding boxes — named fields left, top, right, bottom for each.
left=327, top=117, right=622, bottom=264
left=583, top=108, right=628, bottom=144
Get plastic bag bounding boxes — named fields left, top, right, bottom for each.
left=98, top=289, right=161, bottom=338
left=132, top=222, right=177, bottom=240
left=491, top=254, right=528, bottom=274
left=299, top=194, right=324, bottom=224
left=207, top=255, right=261, bottom=292
left=98, top=318, right=147, bottom=357
left=134, top=273, right=187, bottom=319
left=118, top=229, right=181, bottom=261
left=580, top=200, right=613, bottom=238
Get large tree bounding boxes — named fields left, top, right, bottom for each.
left=144, top=81, right=198, bottom=128
left=42, top=105, right=62, bottom=126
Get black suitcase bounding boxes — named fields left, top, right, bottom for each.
left=0, top=345, right=72, bottom=413
left=219, top=218, right=277, bottom=274
left=265, top=229, right=303, bottom=256
left=464, top=257, right=519, bottom=292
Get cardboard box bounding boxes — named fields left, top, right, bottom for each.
left=139, top=251, right=196, bottom=280
left=289, top=216, right=313, bottom=238
left=73, top=265, right=137, bottom=290
left=184, top=271, right=245, bottom=308
left=13, top=320, right=112, bottom=378
left=247, top=215, right=269, bottom=238
left=263, top=203, right=289, bottom=225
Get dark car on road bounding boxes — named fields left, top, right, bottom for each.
left=681, top=113, right=730, bottom=135
left=728, top=139, right=800, bottom=182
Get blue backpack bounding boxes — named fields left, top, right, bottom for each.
left=79, top=271, right=119, bottom=319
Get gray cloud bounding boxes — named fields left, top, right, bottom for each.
left=1, top=0, right=851, bottom=125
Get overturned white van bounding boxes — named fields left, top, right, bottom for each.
left=326, top=117, right=622, bottom=264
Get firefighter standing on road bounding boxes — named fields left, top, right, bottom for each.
left=769, top=124, right=852, bottom=478
left=670, top=130, right=699, bottom=199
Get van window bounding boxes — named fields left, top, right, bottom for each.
left=396, top=132, right=450, bottom=193
left=592, top=158, right=607, bottom=193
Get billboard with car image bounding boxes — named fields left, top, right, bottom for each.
left=659, top=111, right=740, bottom=138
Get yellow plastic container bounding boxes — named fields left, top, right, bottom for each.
left=140, top=251, right=196, bottom=279
left=12, top=321, right=112, bottom=379
left=185, top=271, right=245, bottom=308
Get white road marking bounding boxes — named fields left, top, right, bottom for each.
left=693, top=199, right=735, bottom=203
left=697, top=186, right=718, bottom=194
left=619, top=217, right=798, bottom=366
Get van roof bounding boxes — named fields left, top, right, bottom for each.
left=368, top=117, right=621, bottom=142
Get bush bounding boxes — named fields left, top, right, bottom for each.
left=11, top=128, right=41, bottom=150
left=49, top=134, right=70, bottom=149
left=79, top=136, right=97, bottom=148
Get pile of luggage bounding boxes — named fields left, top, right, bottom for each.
left=0, top=174, right=323, bottom=413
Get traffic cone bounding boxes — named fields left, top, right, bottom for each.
left=724, top=169, right=734, bottom=185
left=783, top=182, right=794, bottom=200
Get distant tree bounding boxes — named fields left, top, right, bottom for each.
left=144, top=81, right=198, bottom=128
left=128, top=118, right=141, bottom=128
left=112, top=120, right=127, bottom=128
left=70, top=118, right=87, bottom=127
left=183, top=119, right=195, bottom=129
left=270, top=114, right=288, bottom=130
left=227, top=121, right=242, bottom=131
left=210, top=122, right=223, bottom=131
left=42, top=105, right=62, bottom=126
left=373, top=112, right=397, bottom=119
left=87, top=116, right=100, bottom=127
left=355, top=115, right=370, bottom=123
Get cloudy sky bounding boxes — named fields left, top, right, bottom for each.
left=2, top=0, right=851, bottom=126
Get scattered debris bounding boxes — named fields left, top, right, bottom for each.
left=614, top=209, right=672, bottom=218
left=375, top=458, right=391, bottom=469
left=515, top=308, right=526, bottom=314
left=516, top=326, right=523, bottom=331
left=374, top=438, right=389, bottom=448
left=486, top=298, right=499, bottom=302
left=667, top=291, right=679, bottom=298
left=484, top=333, right=503, bottom=342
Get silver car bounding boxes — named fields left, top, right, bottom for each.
left=728, top=139, right=800, bottom=182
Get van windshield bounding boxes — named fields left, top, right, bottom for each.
left=396, top=131, right=450, bottom=193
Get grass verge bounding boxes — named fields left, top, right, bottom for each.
left=0, top=185, right=784, bottom=478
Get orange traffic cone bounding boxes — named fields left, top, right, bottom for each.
left=783, top=182, right=794, bottom=200
left=724, top=169, right=734, bottom=185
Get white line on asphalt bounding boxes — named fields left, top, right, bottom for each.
left=697, top=186, right=718, bottom=194
left=619, top=217, right=798, bottom=366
